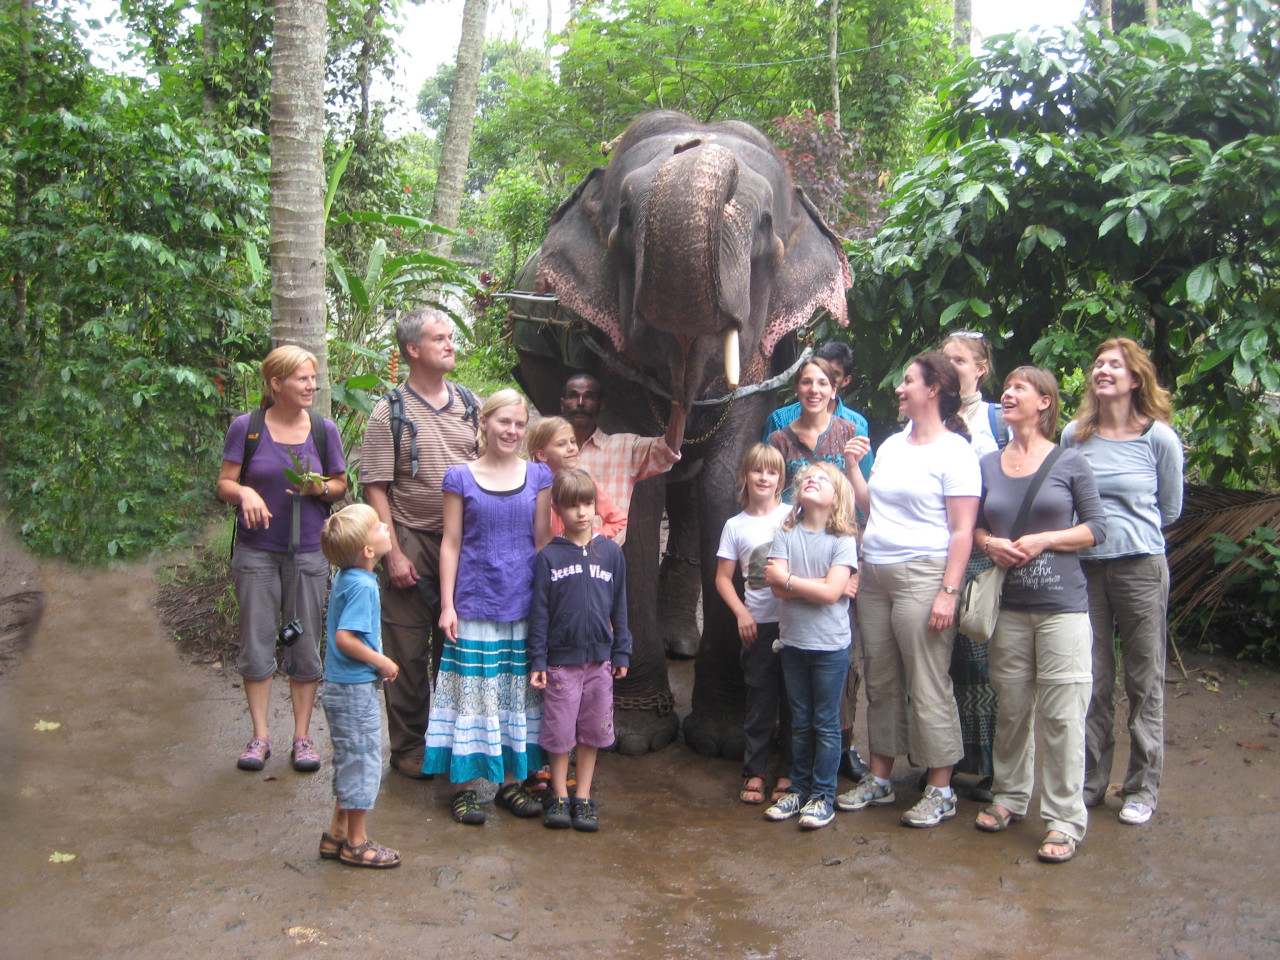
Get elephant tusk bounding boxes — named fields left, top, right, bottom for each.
left=723, top=328, right=740, bottom=389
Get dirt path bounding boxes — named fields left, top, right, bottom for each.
left=2, top=531, right=1279, bottom=959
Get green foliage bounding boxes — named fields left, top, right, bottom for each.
left=0, top=5, right=270, bottom=562
left=1190, top=527, right=1280, bottom=661
left=844, top=12, right=1280, bottom=482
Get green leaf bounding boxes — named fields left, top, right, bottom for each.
left=1240, top=328, right=1268, bottom=362
left=325, top=142, right=356, bottom=222
left=117, top=498, right=128, bottom=514
left=968, top=298, right=992, bottom=317
left=244, top=241, right=264, bottom=285
left=1233, top=352, right=1255, bottom=387
left=1126, top=207, right=1148, bottom=245
left=1098, top=211, right=1126, bottom=238
left=939, top=300, right=967, bottom=325
left=986, top=183, right=1009, bottom=211
left=1185, top=263, right=1215, bottom=304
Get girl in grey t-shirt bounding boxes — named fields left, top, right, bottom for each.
left=760, top=463, right=860, bottom=831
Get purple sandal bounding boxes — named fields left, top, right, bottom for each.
left=237, top=737, right=271, bottom=771
left=291, top=737, right=321, bottom=772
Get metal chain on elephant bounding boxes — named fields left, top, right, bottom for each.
left=612, top=691, right=677, bottom=715
left=645, top=389, right=735, bottom=446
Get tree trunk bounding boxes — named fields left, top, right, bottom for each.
left=953, top=0, right=971, bottom=54
left=429, top=0, right=489, bottom=249
left=1145, top=0, right=1158, bottom=26
left=200, top=0, right=218, bottom=120
left=12, top=0, right=30, bottom=339
left=354, top=0, right=380, bottom=140
left=1098, top=0, right=1114, bottom=31
left=828, top=0, right=840, bottom=127
left=269, top=0, right=331, bottom=414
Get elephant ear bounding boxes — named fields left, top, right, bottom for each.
left=760, top=186, right=852, bottom=357
left=536, top=168, right=627, bottom=354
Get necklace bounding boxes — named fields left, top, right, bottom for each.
left=1004, top=445, right=1045, bottom=473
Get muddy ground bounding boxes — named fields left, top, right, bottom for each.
left=2, top=526, right=1279, bottom=960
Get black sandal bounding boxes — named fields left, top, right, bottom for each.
left=452, top=789, right=486, bottom=825
left=496, top=782, right=542, bottom=818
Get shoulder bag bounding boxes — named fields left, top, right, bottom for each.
left=958, top=447, right=1064, bottom=643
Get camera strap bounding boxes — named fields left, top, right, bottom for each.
left=289, top=490, right=302, bottom=620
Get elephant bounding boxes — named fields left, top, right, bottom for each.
left=510, top=110, right=851, bottom=756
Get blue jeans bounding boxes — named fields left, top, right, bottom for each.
left=322, top=681, right=383, bottom=810
left=780, top=646, right=850, bottom=803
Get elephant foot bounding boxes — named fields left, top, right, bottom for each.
left=614, top=706, right=680, bottom=756
left=681, top=708, right=746, bottom=761
left=658, top=552, right=702, bottom=660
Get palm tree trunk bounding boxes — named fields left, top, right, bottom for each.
left=828, top=0, right=840, bottom=127
left=429, top=0, right=490, bottom=250
left=269, top=0, right=331, bottom=413
left=953, top=0, right=971, bottom=53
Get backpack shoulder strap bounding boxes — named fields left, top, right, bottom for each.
left=452, top=382, right=479, bottom=428
left=239, top=408, right=267, bottom=484
left=307, top=410, right=329, bottom=472
left=988, top=402, right=1010, bottom=449
left=386, top=387, right=413, bottom=479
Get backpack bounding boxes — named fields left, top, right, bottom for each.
left=987, top=402, right=1010, bottom=449
left=231, top=407, right=332, bottom=557
left=385, top=382, right=479, bottom=478
left=239, top=407, right=331, bottom=484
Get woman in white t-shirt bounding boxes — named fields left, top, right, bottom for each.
left=838, top=351, right=981, bottom=828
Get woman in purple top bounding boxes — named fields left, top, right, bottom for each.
left=427, top=389, right=553, bottom=824
left=217, top=346, right=347, bottom=774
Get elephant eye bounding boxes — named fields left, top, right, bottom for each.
left=758, top=212, right=773, bottom=233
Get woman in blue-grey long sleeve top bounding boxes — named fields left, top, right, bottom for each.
left=1062, top=338, right=1184, bottom=829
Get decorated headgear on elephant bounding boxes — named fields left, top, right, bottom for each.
left=535, top=109, right=851, bottom=409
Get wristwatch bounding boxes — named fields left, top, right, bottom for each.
left=942, top=585, right=959, bottom=595
left=320, top=479, right=329, bottom=498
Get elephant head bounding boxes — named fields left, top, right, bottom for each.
left=536, top=110, right=851, bottom=409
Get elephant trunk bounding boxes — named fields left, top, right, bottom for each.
left=634, top=142, right=748, bottom=338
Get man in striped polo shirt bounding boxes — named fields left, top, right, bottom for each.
left=361, top=308, right=479, bottom=779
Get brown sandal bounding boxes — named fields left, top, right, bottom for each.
left=339, top=838, right=402, bottom=869
left=771, top=779, right=793, bottom=804
left=740, top=776, right=766, bottom=804
left=975, top=804, right=1024, bottom=833
left=319, top=831, right=344, bottom=860
left=1037, top=831, right=1078, bottom=864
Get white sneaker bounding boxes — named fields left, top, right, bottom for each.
left=1119, top=800, right=1153, bottom=825
left=900, top=785, right=957, bottom=828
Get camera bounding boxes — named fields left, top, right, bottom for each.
left=279, top=619, right=304, bottom=647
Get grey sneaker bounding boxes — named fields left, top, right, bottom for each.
left=764, top=790, right=805, bottom=821
left=1119, top=799, right=1153, bottom=825
left=901, top=785, right=957, bottom=828
left=798, top=796, right=835, bottom=830
left=835, top=774, right=896, bottom=812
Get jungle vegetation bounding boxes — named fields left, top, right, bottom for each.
left=1, top=2, right=1276, bottom=648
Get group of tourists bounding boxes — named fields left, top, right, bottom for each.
left=733, top=332, right=1182, bottom=865
left=216, top=306, right=1182, bottom=869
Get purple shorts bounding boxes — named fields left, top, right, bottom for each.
left=539, top=661, right=616, bottom=754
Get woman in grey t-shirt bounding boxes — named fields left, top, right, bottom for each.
left=1062, top=338, right=1184, bottom=829
left=972, top=367, right=1106, bottom=864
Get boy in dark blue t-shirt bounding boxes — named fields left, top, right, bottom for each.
left=529, top=469, right=632, bottom=832
left=318, top=504, right=401, bottom=868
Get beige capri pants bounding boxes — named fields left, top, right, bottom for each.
left=858, top=556, right=963, bottom=770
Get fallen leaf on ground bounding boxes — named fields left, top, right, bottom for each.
left=1238, top=741, right=1269, bottom=751
left=33, top=720, right=61, bottom=731
left=48, top=852, right=75, bottom=863
left=1198, top=677, right=1220, bottom=693
left=1201, top=669, right=1225, bottom=683
left=285, top=926, right=327, bottom=946
left=1187, top=757, right=1209, bottom=766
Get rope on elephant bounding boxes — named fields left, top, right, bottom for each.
left=574, top=331, right=814, bottom=408
left=613, top=691, right=676, bottom=716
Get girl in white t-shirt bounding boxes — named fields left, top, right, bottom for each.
left=841, top=351, right=981, bottom=829
left=715, top=444, right=793, bottom=805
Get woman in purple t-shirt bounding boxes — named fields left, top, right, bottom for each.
left=426, top=389, right=553, bottom=825
left=217, top=346, right=347, bottom=774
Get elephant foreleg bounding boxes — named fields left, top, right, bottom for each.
left=659, top=477, right=702, bottom=660
left=613, top=472, right=680, bottom=755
